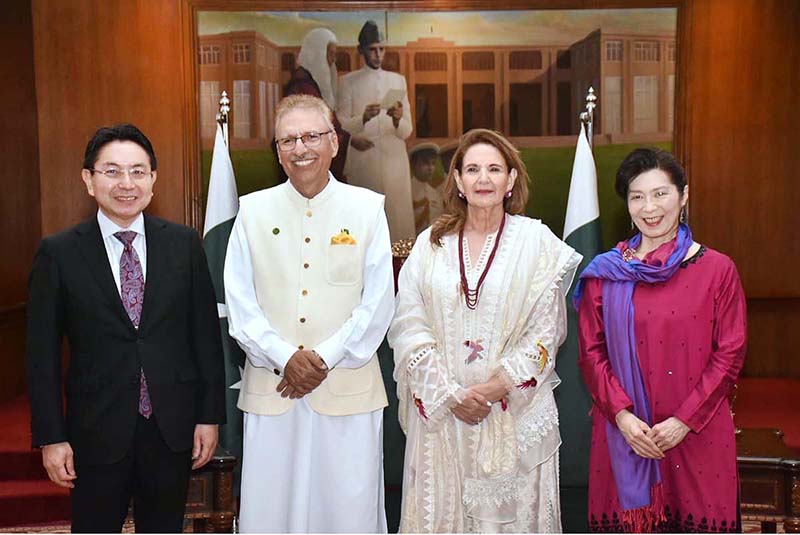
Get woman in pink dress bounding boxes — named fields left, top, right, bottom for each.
left=575, top=148, right=747, bottom=532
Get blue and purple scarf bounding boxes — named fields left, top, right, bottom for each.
left=573, top=224, right=693, bottom=528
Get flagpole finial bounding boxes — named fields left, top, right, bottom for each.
left=216, top=91, right=231, bottom=149
left=216, top=91, right=230, bottom=125
left=579, top=87, right=597, bottom=125
left=579, top=86, right=598, bottom=148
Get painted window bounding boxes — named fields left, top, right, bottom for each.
left=605, top=41, right=623, bottom=62
left=633, top=75, right=658, bottom=133
left=233, top=80, right=251, bottom=138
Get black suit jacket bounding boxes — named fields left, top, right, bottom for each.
left=26, top=215, right=226, bottom=466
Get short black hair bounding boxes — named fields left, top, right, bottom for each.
left=82, top=123, right=157, bottom=171
left=615, top=147, right=685, bottom=199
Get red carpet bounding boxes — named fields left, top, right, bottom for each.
left=733, top=378, right=800, bottom=450
left=0, top=396, right=70, bottom=528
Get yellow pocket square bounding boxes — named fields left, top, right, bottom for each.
left=330, top=229, right=357, bottom=245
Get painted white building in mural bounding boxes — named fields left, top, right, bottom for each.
left=198, top=28, right=675, bottom=150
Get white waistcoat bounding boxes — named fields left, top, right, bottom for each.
left=236, top=179, right=388, bottom=416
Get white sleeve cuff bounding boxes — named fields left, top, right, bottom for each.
left=270, top=340, right=299, bottom=375
left=313, top=336, right=346, bottom=370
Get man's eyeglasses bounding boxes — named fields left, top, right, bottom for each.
left=275, top=131, right=333, bottom=152
left=90, top=168, right=153, bottom=180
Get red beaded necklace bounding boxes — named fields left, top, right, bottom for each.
left=458, top=214, right=507, bottom=310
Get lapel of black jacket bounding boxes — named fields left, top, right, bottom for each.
left=74, top=216, right=137, bottom=334
left=138, top=214, right=168, bottom=333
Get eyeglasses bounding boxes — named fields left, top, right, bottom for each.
left=90, top=168, right=153, bottom=180
left=275, top=131, right=333, bottom=152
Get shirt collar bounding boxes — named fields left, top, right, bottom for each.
left=97, top=209, right=145, bottom=240
left=284, top=172, right=338, bottom=207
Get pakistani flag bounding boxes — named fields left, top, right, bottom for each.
left=555, top=122, right=603, bottom=486
left=203, top=122, right=245, bottom=494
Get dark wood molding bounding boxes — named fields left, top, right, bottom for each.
left=672, top=0, right=691, bottom=187
left=185, top=0, right=681, bottom=10
left=183, top=0, right=203, bottom=231
left=0, top=303, right=26, bottom=327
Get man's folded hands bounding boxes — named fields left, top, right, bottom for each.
left=277, top=349, right=329, bottom=398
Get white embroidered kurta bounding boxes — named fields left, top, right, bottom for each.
left=225, top=178, right=394, bottom=533
left=338, top=66, right=415, bottom=242
left=388, top=215, right=582, bottom=533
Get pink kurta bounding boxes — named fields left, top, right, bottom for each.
left=578, top=243, right=747, bottom=533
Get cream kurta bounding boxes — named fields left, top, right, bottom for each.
left=388, top=216, right=581, bottom=533
left=225, top=177, right=394, bottom=533
left=338, top=66, right=415, bottom=241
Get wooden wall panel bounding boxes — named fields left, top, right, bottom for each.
left=679, top=0, right=800, bottom=377
left=0, top=309, right=28, bottom=404
left=680, top=0, right=800, bottom=298
left=31, top=0, right=190, bottom=236
left=744, top=299, right=800, bottom=378
left=0, top=0, right=41, bottom=402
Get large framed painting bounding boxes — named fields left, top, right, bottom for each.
left=184, top=1, right=680, bottom=248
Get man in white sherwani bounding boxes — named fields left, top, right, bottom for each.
left=337, top=20, right=416, bottom=242
left=224, top=94, right=394, bottom=533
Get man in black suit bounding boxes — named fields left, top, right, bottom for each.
left=26, top=124, right=226, bottom=533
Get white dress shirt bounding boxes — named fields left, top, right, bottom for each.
left=96, top=209, right=147, bottom=293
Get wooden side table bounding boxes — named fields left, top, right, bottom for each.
left=185, top=446, right=237, bottom=533
left=737, top=428, right=800, bottom=533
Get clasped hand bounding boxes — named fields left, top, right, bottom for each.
left=615, top=410, right=690, bottom=459
left=451, top=376, right=508, bottom=425
left=276, top=350, right=328, bottom=399
left=451, top=389, right=491, bottom=425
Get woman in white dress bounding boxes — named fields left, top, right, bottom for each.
left=388, top=129, right=581, bottom=533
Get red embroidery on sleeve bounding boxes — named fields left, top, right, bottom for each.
left=413, top=395, right=428, bottom=420
left=517, top=377, right=538, bottom=390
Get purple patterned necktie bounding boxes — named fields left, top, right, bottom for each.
left=114, top=231, right=152, bottom=419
